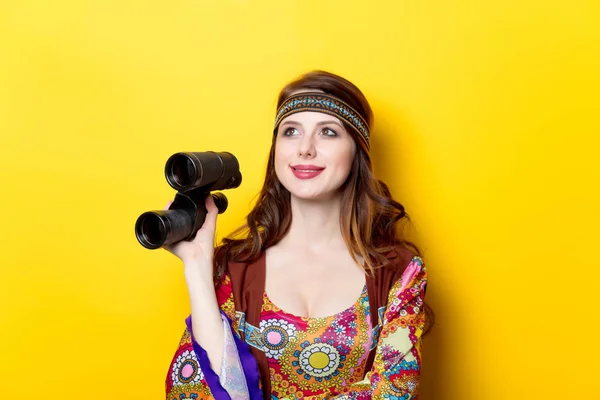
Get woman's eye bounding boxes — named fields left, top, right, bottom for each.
left=321, top=128, right=338, bottom=136
left=283, top=127, right=299, bottom=136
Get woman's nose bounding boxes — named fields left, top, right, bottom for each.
left=297, top=135, right=316, bottom=158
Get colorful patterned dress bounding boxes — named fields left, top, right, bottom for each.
left=166, top=256, right=427, bottom=400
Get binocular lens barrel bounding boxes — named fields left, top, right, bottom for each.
left=135, top=209, right=193, bottom=250
left=135, top=193, right=229, bottom=250
left=167, top=156, right=197, bottom=190
left=165, top=152, right=242, bottom=192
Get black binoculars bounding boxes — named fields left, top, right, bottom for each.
left=135, top=151, right=242, bottom=249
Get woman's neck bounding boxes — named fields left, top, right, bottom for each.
left=279, top=194, right=346, bottom=253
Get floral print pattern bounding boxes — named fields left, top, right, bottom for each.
left=172, top=349, right=204, bottom=385
left=263, top=286, right=372, bottom=398
left=165, top=329, right=212, bottom=399
left=260, top=318, right=297, bottom=360
left=166, top=255, right=427, bottom=400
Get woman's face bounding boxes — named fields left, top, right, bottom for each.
left=274, top=111, right=357, bottom=201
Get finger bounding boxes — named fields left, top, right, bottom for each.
left=199, top=195, right=219, bottom=233
left=206, top=195, right=219, bottom=214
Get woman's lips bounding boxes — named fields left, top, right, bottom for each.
left=290, top=165, right=325, bottom=180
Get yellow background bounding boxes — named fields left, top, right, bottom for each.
left=1, top=1, right=598, bottom=398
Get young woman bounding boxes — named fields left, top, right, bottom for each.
left=164, top=71, right=430, bottom=400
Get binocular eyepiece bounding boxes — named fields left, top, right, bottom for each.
left=135, top=151, right=242, bottom=249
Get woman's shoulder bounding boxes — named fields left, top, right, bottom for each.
left=379, top=243, right=423, bottom=277
left=380, top=244, right=426, bottom=296
left=373, top=244, right=426, bottom=297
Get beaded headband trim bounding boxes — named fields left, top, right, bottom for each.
left=274, top=92, right=370, bottom=147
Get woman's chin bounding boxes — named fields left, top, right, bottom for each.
left=289, top=189, right=340, bottom=202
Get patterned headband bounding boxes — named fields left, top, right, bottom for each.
left=274, top=92, right=370, bottom=147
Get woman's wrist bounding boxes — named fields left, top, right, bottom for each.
left=184, top=266, right=214, bottom=291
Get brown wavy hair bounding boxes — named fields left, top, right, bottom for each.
left=215, top=70, right=433, bottom=333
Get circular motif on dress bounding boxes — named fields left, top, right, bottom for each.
left=298, top=342, right=341, bottom=378
left=260, top=318, right=297, bottom=360
left=171, top=350, right=203, bottom=385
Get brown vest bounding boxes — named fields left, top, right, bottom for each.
left=227, top=246, right=414, bottom=399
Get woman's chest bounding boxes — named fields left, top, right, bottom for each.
left=264, top=257, right=367, bottom=319
left=259, top=290, right=375, bottom=397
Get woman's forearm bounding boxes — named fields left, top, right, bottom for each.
left=185, top=266, right=225, bottom=373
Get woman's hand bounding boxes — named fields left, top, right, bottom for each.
left=162, top=195, right=219, bottom=281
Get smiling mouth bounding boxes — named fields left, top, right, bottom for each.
left=291, top=167, right=325, bottom=172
